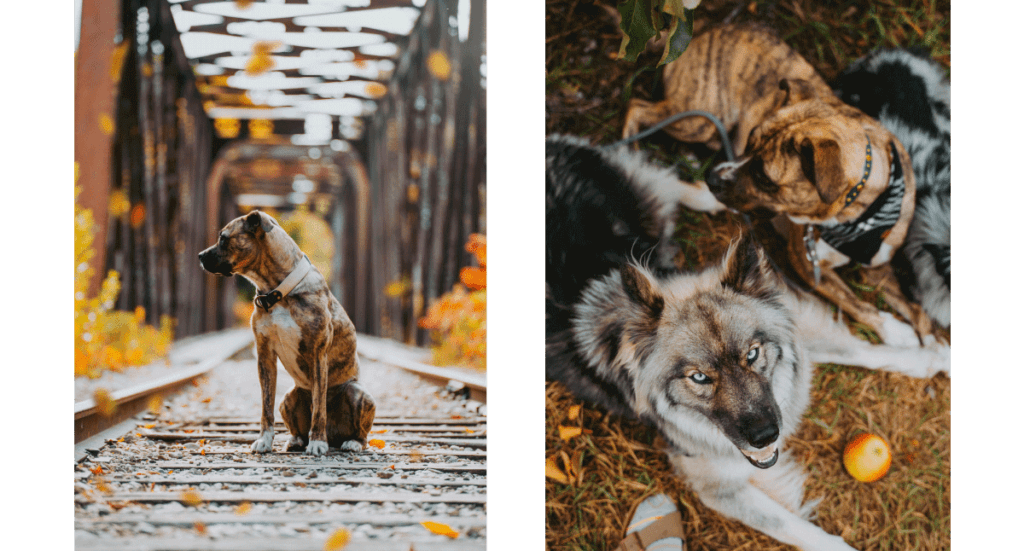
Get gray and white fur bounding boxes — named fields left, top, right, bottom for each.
left=833, top=48, right=950, bottom=327
left=546, top=135, right=949, bottom=550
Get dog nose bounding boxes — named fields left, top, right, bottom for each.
left=744, top=419, right=780, bottom=449
left=705, top=168, right=723, bottom=193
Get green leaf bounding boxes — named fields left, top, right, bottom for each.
left=617, top=0, right=659, bottom=61
left=657, top=9, right=694, bottom=66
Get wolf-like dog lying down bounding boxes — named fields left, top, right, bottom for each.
left=545, top=135, right=949, bottom=551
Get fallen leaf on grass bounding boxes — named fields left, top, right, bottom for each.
left=323, top=528, right=350, bottom=551
left=567, top=405, right=582, bottom=421
left=421, top=521, right=459, bottom=539
left=545, top=457, right=569, bottom=484
left=558, top=426, right=583, bottom=441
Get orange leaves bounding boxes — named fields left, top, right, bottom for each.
left=459, top=267, right=486, bottom=291
left=108, top=186, right=129, bottom=216
left=558, top=426, right=583, bottom=441
left=417, top=284, right=486, bottom=369
left=547, top=451, right=584, bottom=486
left=426, top=51, right=452, bottom=81
left=368, top=439, right=386, bottom=449
left=418, top=234, right=487, bottom=370
left=365, top=82, right=387, bottom=99
left=323, top=528, right=351, bottom=551
left=130, top=201, right=146, bottom=227
left=214, top=118, right=241, bottom=139
left=93, top=388, right=117, bottom=417
left=466, top=233, right=486, bottom=268
left=419, top=287, right=468, bottom=330
left=180, top=488, right=204, bottom=507
left=421, top=521, right=459, bottom=539
left=545, top=456, right=569, bottom=484
left=235, top=501, right=252, bottom=516
left=384, top=278, right=411, bottom=298
left=550, top=401, right=590, bottom=485
left=244, top=41, right=280, bottom=76
left=99, top=114, right=115, bottom=136
left=110, top=42, right=129, bottom=83
left=559, top=405, right=589, bottom=440
left=459, top=234, right=487, bottom=291
left=147, top=394, right=163, bottom=414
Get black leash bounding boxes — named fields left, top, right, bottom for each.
left=612, top=110, right=736, bottom=163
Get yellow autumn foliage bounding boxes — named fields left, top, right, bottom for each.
left=418, top=234, right=486, bottom=370
left=75, top=176, right=173, bottom=379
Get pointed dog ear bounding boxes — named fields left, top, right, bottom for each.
left=620, top=264, right=664, bottom=318
left=721, top=233, right=780, bottom=301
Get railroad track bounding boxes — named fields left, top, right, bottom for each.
left=75, top=332, right=487, bottom=550
left=74, top=415, right=487, bottom=550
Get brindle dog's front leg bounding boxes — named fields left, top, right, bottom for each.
left=252, top=336, right=278, bottom=453
left=303, top=319, right=331, bottom=452
left=305, top=352, right=329, bottom=454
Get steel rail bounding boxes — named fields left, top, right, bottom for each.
left=74, top=329, right=254, bottom=443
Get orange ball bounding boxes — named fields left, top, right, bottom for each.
left=843, top=433, right=892, bottom=482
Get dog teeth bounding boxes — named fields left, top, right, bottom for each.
left=743, top=443, right=778, bottom=462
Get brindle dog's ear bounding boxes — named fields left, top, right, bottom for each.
left=798, top=137, right=844, bottom=205
left=243, top=211, right=263, bottom=234
left=244, top=210, right=275, bottom=235
left=779, top=78, right=818, bottom=106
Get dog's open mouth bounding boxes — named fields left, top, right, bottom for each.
left=741, top=443, right=779, bottom=469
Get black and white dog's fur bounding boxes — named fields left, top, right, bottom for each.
left=545, top=135, right=724, bottom=310
left=832, top=48, right=951, bottom=327
left=545, top=135, right=950, bottom=551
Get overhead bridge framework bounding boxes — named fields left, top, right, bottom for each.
left=90, top=0, right=485, bottom=344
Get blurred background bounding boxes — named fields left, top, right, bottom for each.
left=75, top=0, right=486, bottom=378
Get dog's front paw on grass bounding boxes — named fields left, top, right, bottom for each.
left=306, top=440, right=329, bottom=456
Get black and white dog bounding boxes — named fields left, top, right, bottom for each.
left=545, top=134, right=949, bottom=550
left=832, top=48, right=951, bottom=327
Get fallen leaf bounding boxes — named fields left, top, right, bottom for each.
left=421, top=521, right=459, bottom=539
left=558, top=426, right=583, bottom=441
left=567, top=405, right=582, bottom=421
left=323, top=528, right=350, bottom=551
left=426, top=51, right=452, bottom=81
left=180, top=488, right=204, bottom=507
left=235, top=502, right=252, bottom=516
left=194, top=521, right=207, bottom=535
left=93, top=388, right=117, bottom=418
left=368, top=439, right=385, bottom=449
left=545, top=457, right=569, bottom=484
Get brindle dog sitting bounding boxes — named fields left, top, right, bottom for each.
left=623, top=23, right=934, bottom=346
left=199, top=210, right=375, bottom=456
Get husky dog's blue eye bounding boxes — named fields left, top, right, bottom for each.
left=690, top=372, right=711, bottom=384
left=746, top=347, right=759, bottom=363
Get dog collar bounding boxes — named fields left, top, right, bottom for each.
left=816, top=141, right=905, bottom=265
left=254, top=255, right=313, bottom=311
left=840, top=134, right=873, bottom=209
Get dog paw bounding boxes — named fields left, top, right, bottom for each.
left=250, top=431, right=274, bottom=454
left=305, top=440, right=329, bottom=456
left=925, top=341, right=951, bottom=377
left=879, top=312, right=918, bottom=347
left=684, top=180, right=729, bottom=213
left=340, top=440, right=364, bottom=452
left=286, top=435, right=306, bottom=451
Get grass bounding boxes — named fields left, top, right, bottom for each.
left=545, top=1, right=951, bottom=549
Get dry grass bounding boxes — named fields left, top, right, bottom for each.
left=546, top=371, right=950, bottom=551
left=545, top=1, right=951, bottom=549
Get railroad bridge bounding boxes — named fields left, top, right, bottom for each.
left=76, top=0, right=485, bottom=344
left=74, top=1, right=487, bottom=549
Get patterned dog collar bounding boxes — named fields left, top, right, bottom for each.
left=254, top=255, right=312, bottom=311
left=841, top=134, right=872, bottom=209
left=818, top=142, right=905, bottom=265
